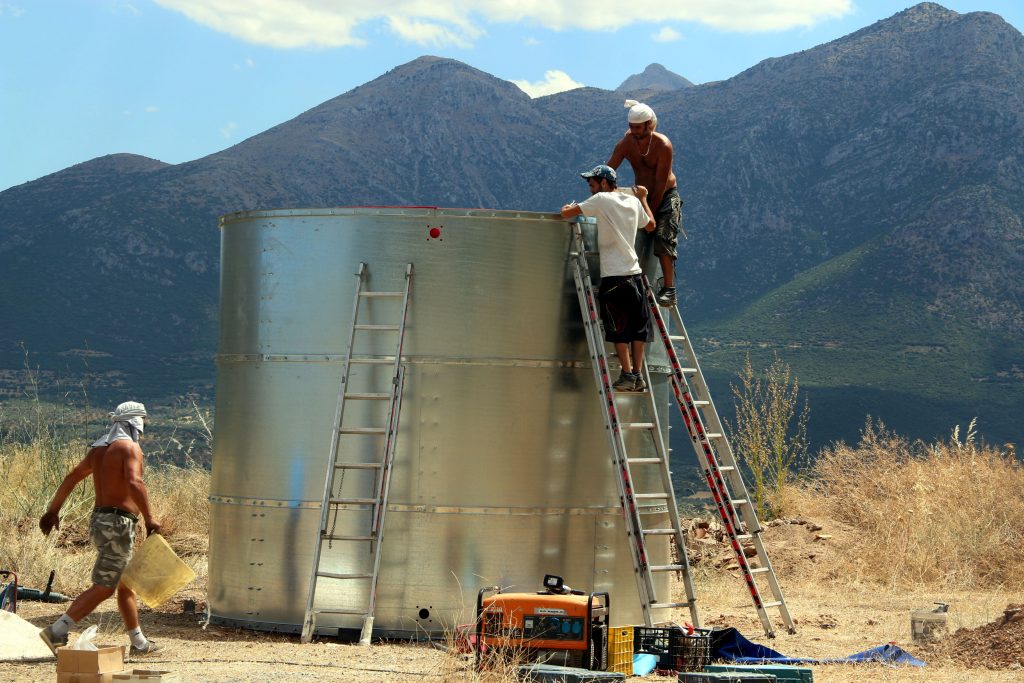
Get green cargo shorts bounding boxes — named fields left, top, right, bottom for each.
left=90, top=509, right=137, bottom=589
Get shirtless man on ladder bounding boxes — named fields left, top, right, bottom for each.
left=607, top=100, right=683, bottom=307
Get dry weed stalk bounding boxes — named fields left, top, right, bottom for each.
left=728, top=353, right=809, bottom=520
left=795, top=418, right=1024, bottom=590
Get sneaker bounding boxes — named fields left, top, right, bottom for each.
left=633, top=373, right=647, bottom=392
left=656, top=286, right=677, bottom=307
left=613, top=372, right=638, bottom=392
left=129, top=640, right=164, bottom=658
left=39, top=625, right=67, bottom=655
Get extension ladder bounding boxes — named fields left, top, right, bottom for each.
left=569, top=218, right=700, bottom=628
left=300, top=262, right=413, bottom=645
left=643, top=275, right=796, bottom=637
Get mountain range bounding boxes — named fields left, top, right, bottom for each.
left=1, top=2, right=1021, bottom=451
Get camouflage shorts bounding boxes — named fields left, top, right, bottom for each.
left=90, top=509, right=136, bottom=589
left=654, top=187, right=683, bottom=260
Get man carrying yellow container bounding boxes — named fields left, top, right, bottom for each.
left=38, top=401, right=164, bottom=657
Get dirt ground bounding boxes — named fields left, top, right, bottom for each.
left=4, top=519, right=1022, bottom=682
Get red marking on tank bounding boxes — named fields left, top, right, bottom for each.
left=429, top=227, right=441, bottom=238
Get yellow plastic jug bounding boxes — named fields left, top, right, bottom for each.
left=121, top=534, right=196, bottom=607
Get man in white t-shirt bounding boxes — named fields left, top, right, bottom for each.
left=561, top=164, right=656, bottom=392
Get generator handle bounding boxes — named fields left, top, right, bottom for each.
left=475, top=585, right=502, bottom=668
left=589, top=591, right=610, bottom=619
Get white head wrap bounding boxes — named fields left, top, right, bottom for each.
left=92, top=401, right=147, bottom=446
left=624, top=99, right=656, bottom=125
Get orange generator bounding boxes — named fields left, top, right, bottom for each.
left=475, top=575, right=610, bottom=670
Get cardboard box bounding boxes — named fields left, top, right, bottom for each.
left=113, top=671, right=180, bottom=682
left=56, top=646, right=126, bottom=675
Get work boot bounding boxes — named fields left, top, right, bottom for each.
left=613, top=372, right=638, bottom=392
left=39, top=625, right=67, bottom=655
left=129, top=640, right=164, bottom=658
left=655, top=286, right=677, bottom=307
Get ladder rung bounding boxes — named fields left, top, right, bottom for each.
left=734, top=534, right=754, bottom=541
left=359, top=291, right=402, bottom=298
left=349, top=357, right=396, bottom=364
left=651, top=601, right=695, bottom=609
left=750, top=567, right=771, bottom=574
left=622, top=422, right=656, bottom=430
left=692, top=400, right=710, bottom=406
left=669, top=335, right=686, bottom=342
left=313, top=608, right=368, bottom=615
left=705, top=432, right=723, bottom=439
left=718, top=465, right=736, bottom=472
left=334, top=462, right=383, bottom=470
left=329, top=497, right=377, bottom=505
left=340, top=427, right=386, bottom=435
left=642, top=528, right=677, bottom=536
left=628, top=458, right=662, bottom=465
left=322, top=534, right=375, bottom=541
left=762, top=601, right=783, bottom=608
left=634, top=493, right=669, bottom=500
left=650, top=564, right=686, bottom=572
left=730, top=499, right=749, bottom=507
left=344, top=392, right=391, bottom=400
left=316, top=571, right=372, bottom=580
left=354, top=324, right=400, bottom=331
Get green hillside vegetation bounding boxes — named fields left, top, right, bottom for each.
left=691, top=237, right=1024, bottom=447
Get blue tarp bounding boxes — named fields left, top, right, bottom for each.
left=710, top=627, right=927, bottom=667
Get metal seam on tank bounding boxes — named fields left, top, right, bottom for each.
left=219, top=207, right=565, bottom=227
left=208, top=496, right=668, bottom=515
left=213, top=354, right=671, bottom=373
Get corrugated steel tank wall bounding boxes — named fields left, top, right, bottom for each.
left=209, top=207, right=673, bottom=635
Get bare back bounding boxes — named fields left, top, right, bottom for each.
left=89, top=440, right=143, bottom=514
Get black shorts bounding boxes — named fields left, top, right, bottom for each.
left=598, top=274, right=652, bottom=344
left=654, top=187, right=683, bottom=260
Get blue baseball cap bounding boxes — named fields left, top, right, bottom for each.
left=580, top=164, right=617, bottom=182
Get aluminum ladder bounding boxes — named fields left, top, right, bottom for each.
left=301, top=262, right=413, bottom=645
left=643, top=275, right=796, bottom=637
left=568, top=218, right=700, bottom=628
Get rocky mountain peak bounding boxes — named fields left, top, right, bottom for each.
left=616, top=63, right=694, bottom=93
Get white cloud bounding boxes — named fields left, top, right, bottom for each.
left=220, top=121, right=237, bottom=138
left=0, top=2, right=25, bottom=18
left=153, top=1, right=852, bottom=49
left=652, top=26, right=681, bottom=43
left=145, top=104, right=159, bottom=113
left=245, top=57, right=256, bottom=67
left=512, top=70, right=584, bottom=98
left=523, top=36, right=539, bottom=46
left=387, top=15, right=481, bottom=48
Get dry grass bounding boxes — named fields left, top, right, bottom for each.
left=784, top=418, right=1024, bottom=591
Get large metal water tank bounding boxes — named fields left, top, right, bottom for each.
left=208, top=207, right=673, bottom=636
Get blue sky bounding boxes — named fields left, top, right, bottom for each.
left=1, top=1, right=1022, bottom=192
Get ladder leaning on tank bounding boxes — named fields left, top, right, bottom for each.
left=301, top=262, right=414, bottom=646
left=569, top=215, right=796, bottom=638
left=568, top=217, right=701, bottom=629
left=642, top=274, right=795, bottom=637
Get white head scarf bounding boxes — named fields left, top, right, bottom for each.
left=92, top=401, right=147, bottom=447
left=625, top=99, right=656, bottom=125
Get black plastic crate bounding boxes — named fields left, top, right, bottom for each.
left=633, top=625, right=711, bottom=672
